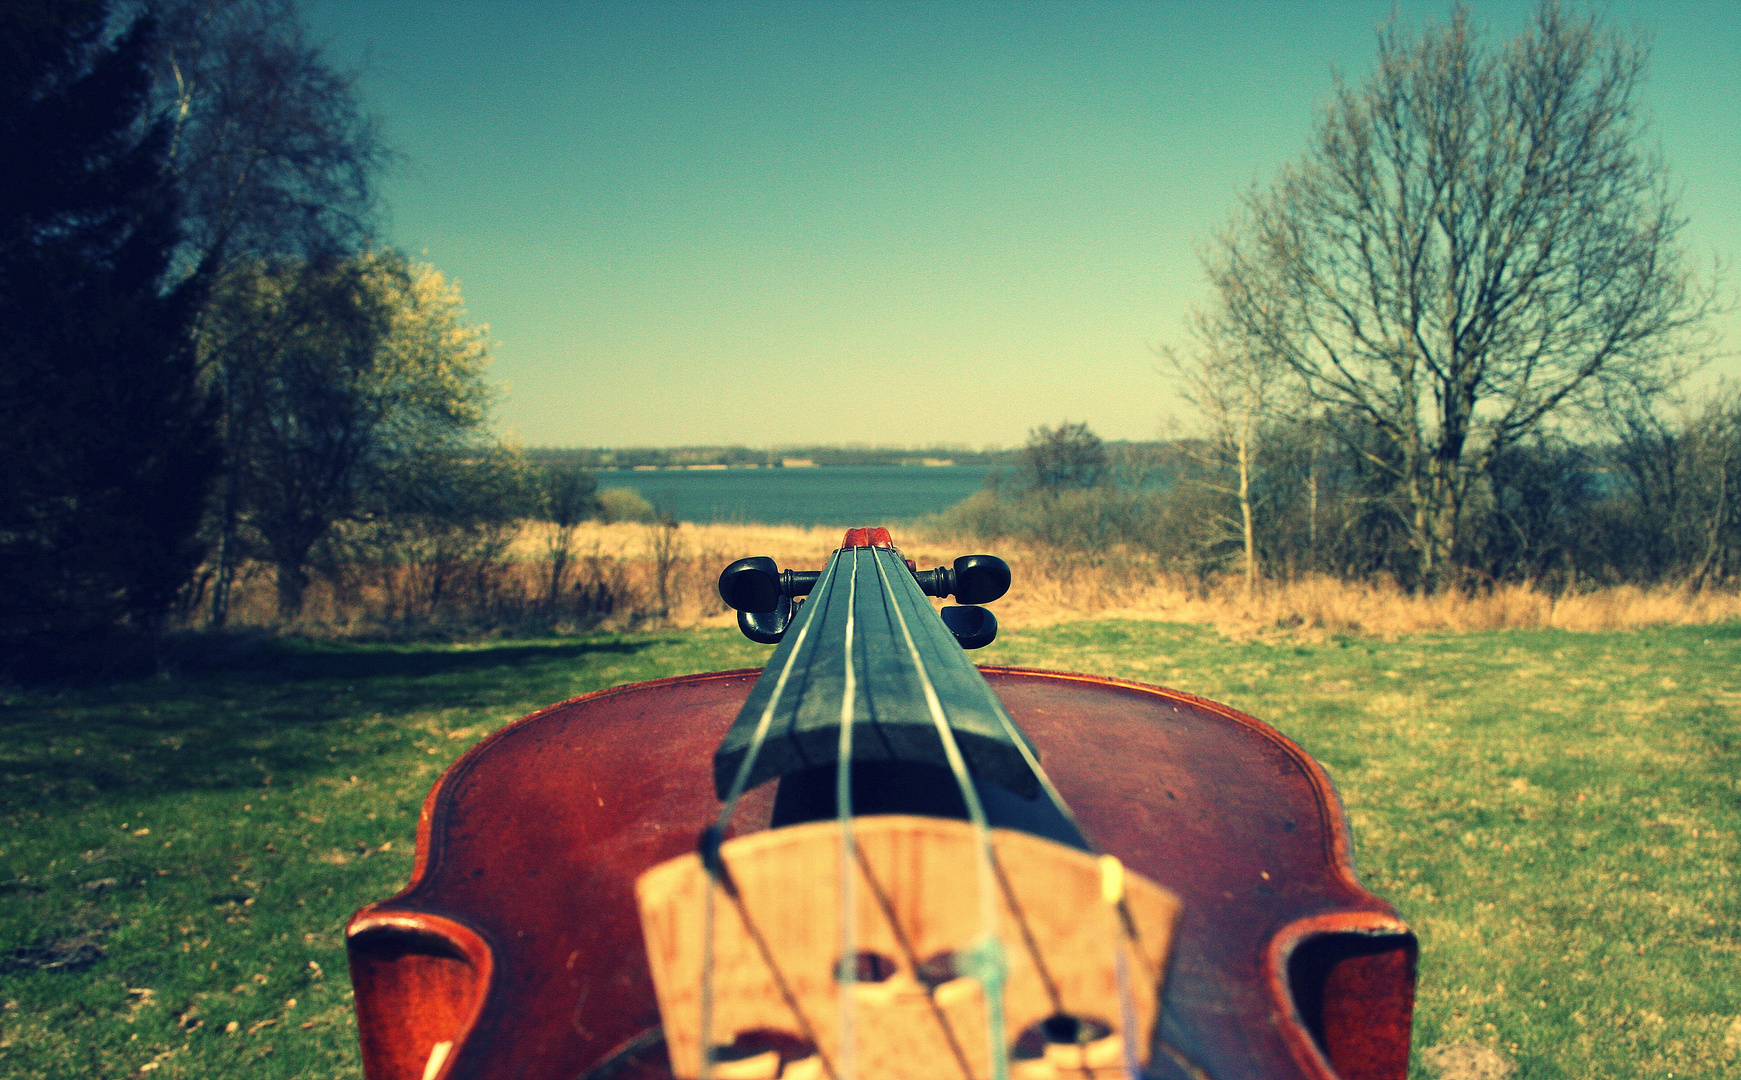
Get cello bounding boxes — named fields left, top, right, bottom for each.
left=346, top=528, right=1416, bottom=1080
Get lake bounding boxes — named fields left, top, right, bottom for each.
left=594, top=465, right=993, bottom=526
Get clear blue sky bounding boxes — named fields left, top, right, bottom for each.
left=304, top=0, right=1739, bottom=449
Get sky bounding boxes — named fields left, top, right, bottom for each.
left=302, top=0, right=1740, bottom=450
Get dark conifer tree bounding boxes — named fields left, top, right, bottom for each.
left=0, top=1, right=218, bottom=666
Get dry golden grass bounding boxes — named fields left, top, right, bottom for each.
left=198, top=522, right=852, bottom=635
left=666, top=524, right=1741, bottom=637
left=1069, top=568, right=1741, bottom=639
left=504, top=520, right=846, bottom=575
left=202, top=521, right=1741, bottom=639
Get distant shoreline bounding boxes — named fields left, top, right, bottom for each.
left=584, top=463, right=994, bottom=527
left=524, top=440, right=1171, bottom=473
left=594, top=458, right=963, bottom=471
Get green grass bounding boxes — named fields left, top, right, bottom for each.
left=990, top=622, right=1741, bottom=1078
left=1, top=622, right=1737, bottom=1078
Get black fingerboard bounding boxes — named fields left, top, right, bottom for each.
left=713, top=543, right=1038, bottom=799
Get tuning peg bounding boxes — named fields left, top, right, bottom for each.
left=940, top=605, right=997, bottom=649
left=719, top=557, right=781, bottom=613
left=721, top=557, right=819, bottom=643
left=915, top=555, right=1011, bottom=605
left=738, top=595, right=794, bottom=644
left=953, top=555, right=1011, bottom=604
left=720, top=557, right=822, bottom=616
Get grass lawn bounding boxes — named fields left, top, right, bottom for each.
left=1, top=621, right=1736, bottom=1079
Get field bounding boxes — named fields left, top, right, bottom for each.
left=1, top=617, right=1737, bottom=1078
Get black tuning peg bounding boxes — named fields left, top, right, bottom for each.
left=719, top=558, right=823, bottom=613
left=940, top=605, right=997, bottom=649
left=738, top=595, right=794, bottom=645
left=915, top=555, right=1011, bottom=605
left=719, top=557, right=781, bottom=613
left=720, top=557, right=821, bottom=643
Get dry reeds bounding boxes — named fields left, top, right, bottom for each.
left=1053, top=565, right=1741, bottom=639
left=184, top=522, right=1741, bottom=640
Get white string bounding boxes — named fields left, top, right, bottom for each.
left=940, top=558, right=1149, bottom=1079
left=699, top=870, right=717, bottom=1080
left=1114, top=941, right=1140, bottom=1080
left=702, top=549, right=843, bottom=1080
left=871, top=548, right=1010, bottom=1080
left=976, top=637, right=1154, bottom=1076
left=975, top=675, right=1096, bottom=852
left=713, top=551, right=842, bottom=829
left=835, top=548, right=859, bottom=1080
left=1103, top=857, right=1141, bottom=1080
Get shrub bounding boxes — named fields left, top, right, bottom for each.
left=598, top=487, right=656, bottom=524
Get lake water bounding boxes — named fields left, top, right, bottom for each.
left=595, top=465, right=992, bottom=526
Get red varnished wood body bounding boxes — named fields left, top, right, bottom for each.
left=347, top=668, right=1415, bottom=1080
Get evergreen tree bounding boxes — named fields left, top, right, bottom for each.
left=0, top=1, right=217, bottom=664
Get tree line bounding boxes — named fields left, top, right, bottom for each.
left=946, top=395, right=1738, bottom=602
left=531, top=445, right=1018, bottom=470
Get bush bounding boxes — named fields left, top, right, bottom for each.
left=917, top=487, right=1176, bottom=555
left=598, top=487, right=656, bottom=524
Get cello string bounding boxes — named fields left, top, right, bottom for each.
left=869, top=549, right=993, bottom=834
left=985, top=856, right=1070, bottom=1038
left=871, top=547, right=1011, bottom=1080
left=976, top=677, right=1150, bottom=953
left=1102, top=857, right=1142, bottom=1080
left=718, top=871, right=839, bottom=1080
left=698, top=547, right=842, bottom=1080
left=712, top=548, right=843, bottom=832
left=700, top=869, right=716, bottom=1080
left=977, top=659, right=1153, bottom=1068
left=1113, top=934, right=1140, bottom=1080
left=976, top=676, right=1100, bottom=855
left=849, top=841, right=977, bottom=1080
left=835, top=547, right=859, bottom=1080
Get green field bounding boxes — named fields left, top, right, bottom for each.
left=1, top=622, right=1736, bottom=1079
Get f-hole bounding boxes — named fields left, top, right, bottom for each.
left=709, top=1029, right=817, bottom=1070
left=1011, top=1013, right=1114, bottom=1060
left=836, top=951, right=898, bottom=983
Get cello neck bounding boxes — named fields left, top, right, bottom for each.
left=713, top=529, right=1039, bottom=804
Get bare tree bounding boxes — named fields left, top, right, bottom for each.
left=1204, top=1, right=1718, bottom=589
left=537, top=466, right=599, bottom=617
left=1607, top=389, right=1741, bottom=588
left=146, top=0, right=387, bottom=271
left=648, top=518, right=685, bottom=621
left=1021, top=421, right=1109, bottom=492
left=136, top=0, right=391, bottom=622
left=1166, top=315, right=1286, bottom=597
left=1680, top=394, right=1741, bottom=589
left=205, top=254, right=395, bottom=616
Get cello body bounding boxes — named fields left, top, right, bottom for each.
left=346, top=665, right=1415, bottom=1080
